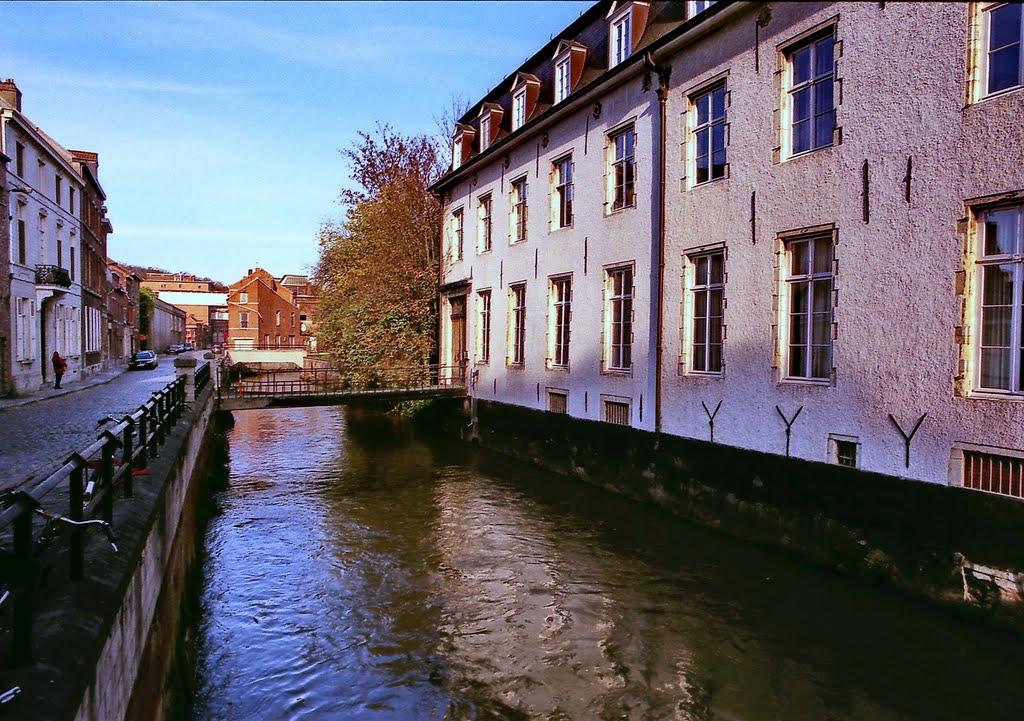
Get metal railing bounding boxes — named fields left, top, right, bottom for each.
left=217, top=361, right=467, bottom=401
left=34, top=264, right=72, bottom=288
left=0, top=375, right=188, bottom=667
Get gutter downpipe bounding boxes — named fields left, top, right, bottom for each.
left=645, top=52, right=670, bottom=446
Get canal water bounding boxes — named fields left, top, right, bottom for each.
left=189, top=407, right=1022, bottom=721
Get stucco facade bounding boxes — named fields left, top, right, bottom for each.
left=435, top=1, right=1024, bottom=492
left=1, top=81, right=85, bottom=393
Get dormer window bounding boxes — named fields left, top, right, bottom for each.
left=476, top=103, right=502, bottom=152
left=555, top=55, right=571, bottom=103
left=509, top=74, right=540, bottom=132
left=480, top=114, right=492, bottom=151
left=452, top=124, right=475, bottom=170
left=552, top=40, right=587, bottom=104
left=611, top=10, right=631, bottom=66
left=688, top=0, right=716, bottom=17
left=452, top=123, right=475, bottom=169
left=513, top=87, right=527, bottom=130
left=607, top=2, right=649, bottom=68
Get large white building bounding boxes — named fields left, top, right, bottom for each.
left=434, top=1, right=1024, bottom=495
left=1, top=80, right=85, bottom=393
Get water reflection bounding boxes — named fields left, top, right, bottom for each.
left=191, top=407, right=1022, bottom=720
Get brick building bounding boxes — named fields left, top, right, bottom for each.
left=227, top=268, right=302, bottom=349
left=70, top=150, right=113, bottom=376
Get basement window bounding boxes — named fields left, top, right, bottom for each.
left=963, top=448, right=1024, bottom=499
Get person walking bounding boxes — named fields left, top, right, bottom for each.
left=51, top=351, right=67, bottom=389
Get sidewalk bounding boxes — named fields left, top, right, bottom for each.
left=0, top=365, right=129, bottom=412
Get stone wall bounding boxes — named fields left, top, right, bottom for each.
left=463, top=398, right=1024, bottom=632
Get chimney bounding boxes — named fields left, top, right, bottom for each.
left=0, top=79, right=22, bottom=112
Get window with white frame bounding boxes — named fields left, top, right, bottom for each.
left=452, top=137, right=462, bottom=168
left=276, top=310, right=281, bottom=326
left=688, top=0, right=716, bottom=16
left=610, top=7, right=633, bottom=67
left=785, top=28, right=836, bottom=156
left=512, top=87, right=527, bottom=130
left=975, top=205, right=1024, bottom=394
left=511, top=177, right=528, bottom=243
left=555, top=52, right=572, bottom=103
left=982, top=3, right=1023, bottom=97
left=509, top=283, right=527, bottom=365
left=477, top=289, right=491, bottom=363
left=692, top=83, right=727, bottom=184
left=606, top=265, right=633, bottom=371
left=239, top=292, right=248, bottom=304
left=16, top=297, right=33, bottom=361
left=554, top=155, right=573, bottom=228
left=829, top=434, right=859, bottom=468
left=784, top=234, right=833, bottom=381
left=609, top=125, right=636, bottom=211
left=689, top=250, right=724, bottom=373
left=451, top=208, right=464, bottom=260
left=480, top=114, right=492, bottom=152
left=549, top=275, right=572, bottom=368
left=478, top=194, right=492, bottom=253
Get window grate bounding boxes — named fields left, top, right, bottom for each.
left=604, top=400, right=630, bottom=426
left=548, top=391, right=567, bottom=414
left=964, top=450, right=1024, bottom=499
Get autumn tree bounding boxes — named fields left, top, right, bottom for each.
left=313, top=124, right=442, bottom=382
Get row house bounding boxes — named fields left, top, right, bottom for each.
left=71, top=150, right=113, bottom=375
left=1, top=79, right=86, bottom=393
left=434, top=1, right=1024, bottom=494
left=107, top=260, right=140, bottom=362
left=226, top=268, right=304, bottom=350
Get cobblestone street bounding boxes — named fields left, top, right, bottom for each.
left=0, top=355, right=195, bottom=493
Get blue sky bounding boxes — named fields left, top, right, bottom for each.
left=2, top=1, right=589, bottom=283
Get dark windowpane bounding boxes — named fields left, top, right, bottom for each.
left=696, top=129, right=709, bottom=159
left=813, top=238, right=832, bottom=274
left=984, top=210, right=1018, bottom=255
left=981, top=348, right=1011, bottom=389
left=815, top=79, right=834, bottom=115
left=696, top=256, right=709, bottom=285
left=815, top=110, right=835, bottom=149
left=984, top=264, right=1014, bottom=305
left=789, top=347, right=807, bottom=377
left=710, top=254, right=723, bottom=284
left=695, top=291, right=708, bottom=319
left=793, top=87, right=811, bottom=122
left=989, top=46, right=1022, bottom=94
left=811, top=343, right=831, bottom=378
left=712, top=150, right=727, bottom=179
left=814, top=36, right=834, bottom=77
left=712, top=122, right=726, bottom=153
left=793, top=120, right=810, bottom=154
left=696, top=94, right=709, bottom=125
left=983, top=306, right=1012, bottom=346
left=712, top=86, right=726, bottom=119
left=792, top=46, right=811, bottom=84
left=812, top=280, right=832, bottom=315
left=991, top=4, right=1022, bottom=50
left=791, top=241, right=809, bottom=276
left=708, top=344, right=722, bottom=373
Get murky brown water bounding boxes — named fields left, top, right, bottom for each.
left=190, top=406, right=1022, bottom=720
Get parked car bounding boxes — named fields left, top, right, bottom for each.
left=166, top=344, right=184, bottom=354
left=129, top=350, right=159, bottom=370
left=183, top=342, right=195, bottom=352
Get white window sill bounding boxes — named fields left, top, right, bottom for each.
left=546, top=363, right=570, bottom=373
left=966, top=390, right=1024, bottom=403
left=778, top=377, right=831, bottom=387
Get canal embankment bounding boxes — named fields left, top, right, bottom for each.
left=0, top=364, right=221, bottom=721
left=426, top=397, right=1024, bottom=634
